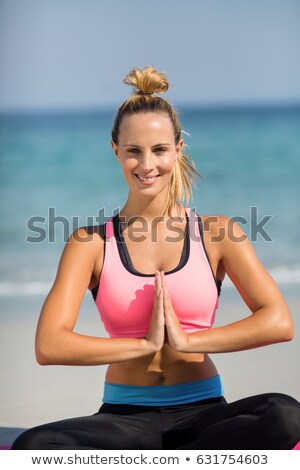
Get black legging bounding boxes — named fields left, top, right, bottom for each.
left=12, top=393, right=300, bottom=450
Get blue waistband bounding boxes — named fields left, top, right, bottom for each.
left=103, top=375, right=224, bottom=406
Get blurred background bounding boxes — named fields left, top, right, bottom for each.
left=0, top=0, right=300, bottom=431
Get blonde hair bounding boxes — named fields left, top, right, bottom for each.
left=111, top=66, right=202, bottom=216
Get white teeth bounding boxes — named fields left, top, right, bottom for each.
left=137, top=175, right=158, bottom=182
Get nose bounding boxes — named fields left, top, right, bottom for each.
left=139, top=152, right=155, bottom=172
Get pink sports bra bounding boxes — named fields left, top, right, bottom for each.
left=92, top=207, right=222, bottom=338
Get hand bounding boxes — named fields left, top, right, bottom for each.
left=162, top=272, right=189, bottom=352
left=144, top=271, right=165, bottom=352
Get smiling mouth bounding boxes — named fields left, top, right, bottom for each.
left=135, top=174, right=160, bottom=184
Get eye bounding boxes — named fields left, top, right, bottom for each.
left=127, top=148, right=140, bottom=154
left=153, top=147, right=167, bottom=154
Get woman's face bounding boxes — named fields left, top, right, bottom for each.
left=112, top=112, right=183, bottom=199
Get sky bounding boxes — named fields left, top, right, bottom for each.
left=0, top=0, right=300, bottom=111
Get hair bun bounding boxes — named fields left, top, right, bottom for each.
left=123, top=66, right=169, bottom=96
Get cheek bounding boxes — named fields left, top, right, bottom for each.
left=121, top=158, right=136, bottom=174
left=159, top=155, right=176, bottom=172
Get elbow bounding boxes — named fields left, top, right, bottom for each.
left=272, top=310, right=294, bottom=343
left=35, top=327, right=74, bottom=365
left=256, top=306, right=294, bottom=345
left=281, top=321, right=294, bottom=342
left=35, top=344, right=54, bottom=365
left=35, top=352, right=49, bottom=366
left=35, top=333, right=58, bottom=365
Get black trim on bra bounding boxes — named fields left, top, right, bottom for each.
left=113, top=210, right=190, bottom=277
left=197, top=214, right=222, bottom=297
left=91, top=286, right=98, bottom=301
left=91, top=225, right=106, bottom=302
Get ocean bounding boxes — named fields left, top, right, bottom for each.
left=1, top=105, right=300, bottom=302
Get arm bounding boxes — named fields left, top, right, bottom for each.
left=35, top=228, right=160, bottom=366
left=164, top=216, right=294, bottom=353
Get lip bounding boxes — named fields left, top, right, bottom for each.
left=135, top=174, right=160, bottom=185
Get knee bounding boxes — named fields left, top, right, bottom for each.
left=264, top=393, right=300, bottom=447
left=266, top=392, right=300, bottom=419
left=11, top=426, right=57, bottom=450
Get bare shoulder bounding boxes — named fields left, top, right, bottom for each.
left=54, top=225, right=105, bottom=291
left=68, top=225, right=105, bottom=246
left=64, top=225, right=105, bottom=259
left=201, top=214, right=247, bottom=244
left=202, top=213, right=252, bottom=266
left=201, top=215, right=249, bottom=258
left=199, top=214, right=251, bottom=283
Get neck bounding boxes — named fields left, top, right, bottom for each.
left=119, top=192, right=183, bottom=222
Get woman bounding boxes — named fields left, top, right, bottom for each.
left=12, top=66, right=300, bottom=450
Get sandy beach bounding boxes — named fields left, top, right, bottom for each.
left=1, top=281, right=299, bottom=445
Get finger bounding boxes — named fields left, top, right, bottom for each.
left=158, top=287, right=164, bottom=312
left=163, top=286, right=171, bottom=313
left=162, top=277, right=169, bottom=298
left=160, top=271, right=167, bottom=294
left=153, top=272, right=160, bottom=310
left=153, top=286, right=164, bottom=325
left=155, top=271, right=161, bottom=294
left=161, top=293, right=166, bottom=325
left=156, top=270, right=162, bottom=291
left=161, top=273, right=169, bottom=292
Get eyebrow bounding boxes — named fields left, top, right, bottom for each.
left=123, top=143, right=171, bottom=147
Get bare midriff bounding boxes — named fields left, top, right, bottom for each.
left=105, top=344, right=219, bottom=386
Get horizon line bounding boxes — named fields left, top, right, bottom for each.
left=1, top=100, right=300, bottom=116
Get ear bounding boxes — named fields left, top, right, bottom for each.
left=111, top=140, right=121, bottom=161
left=175, top=138, right=184, bottom=158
